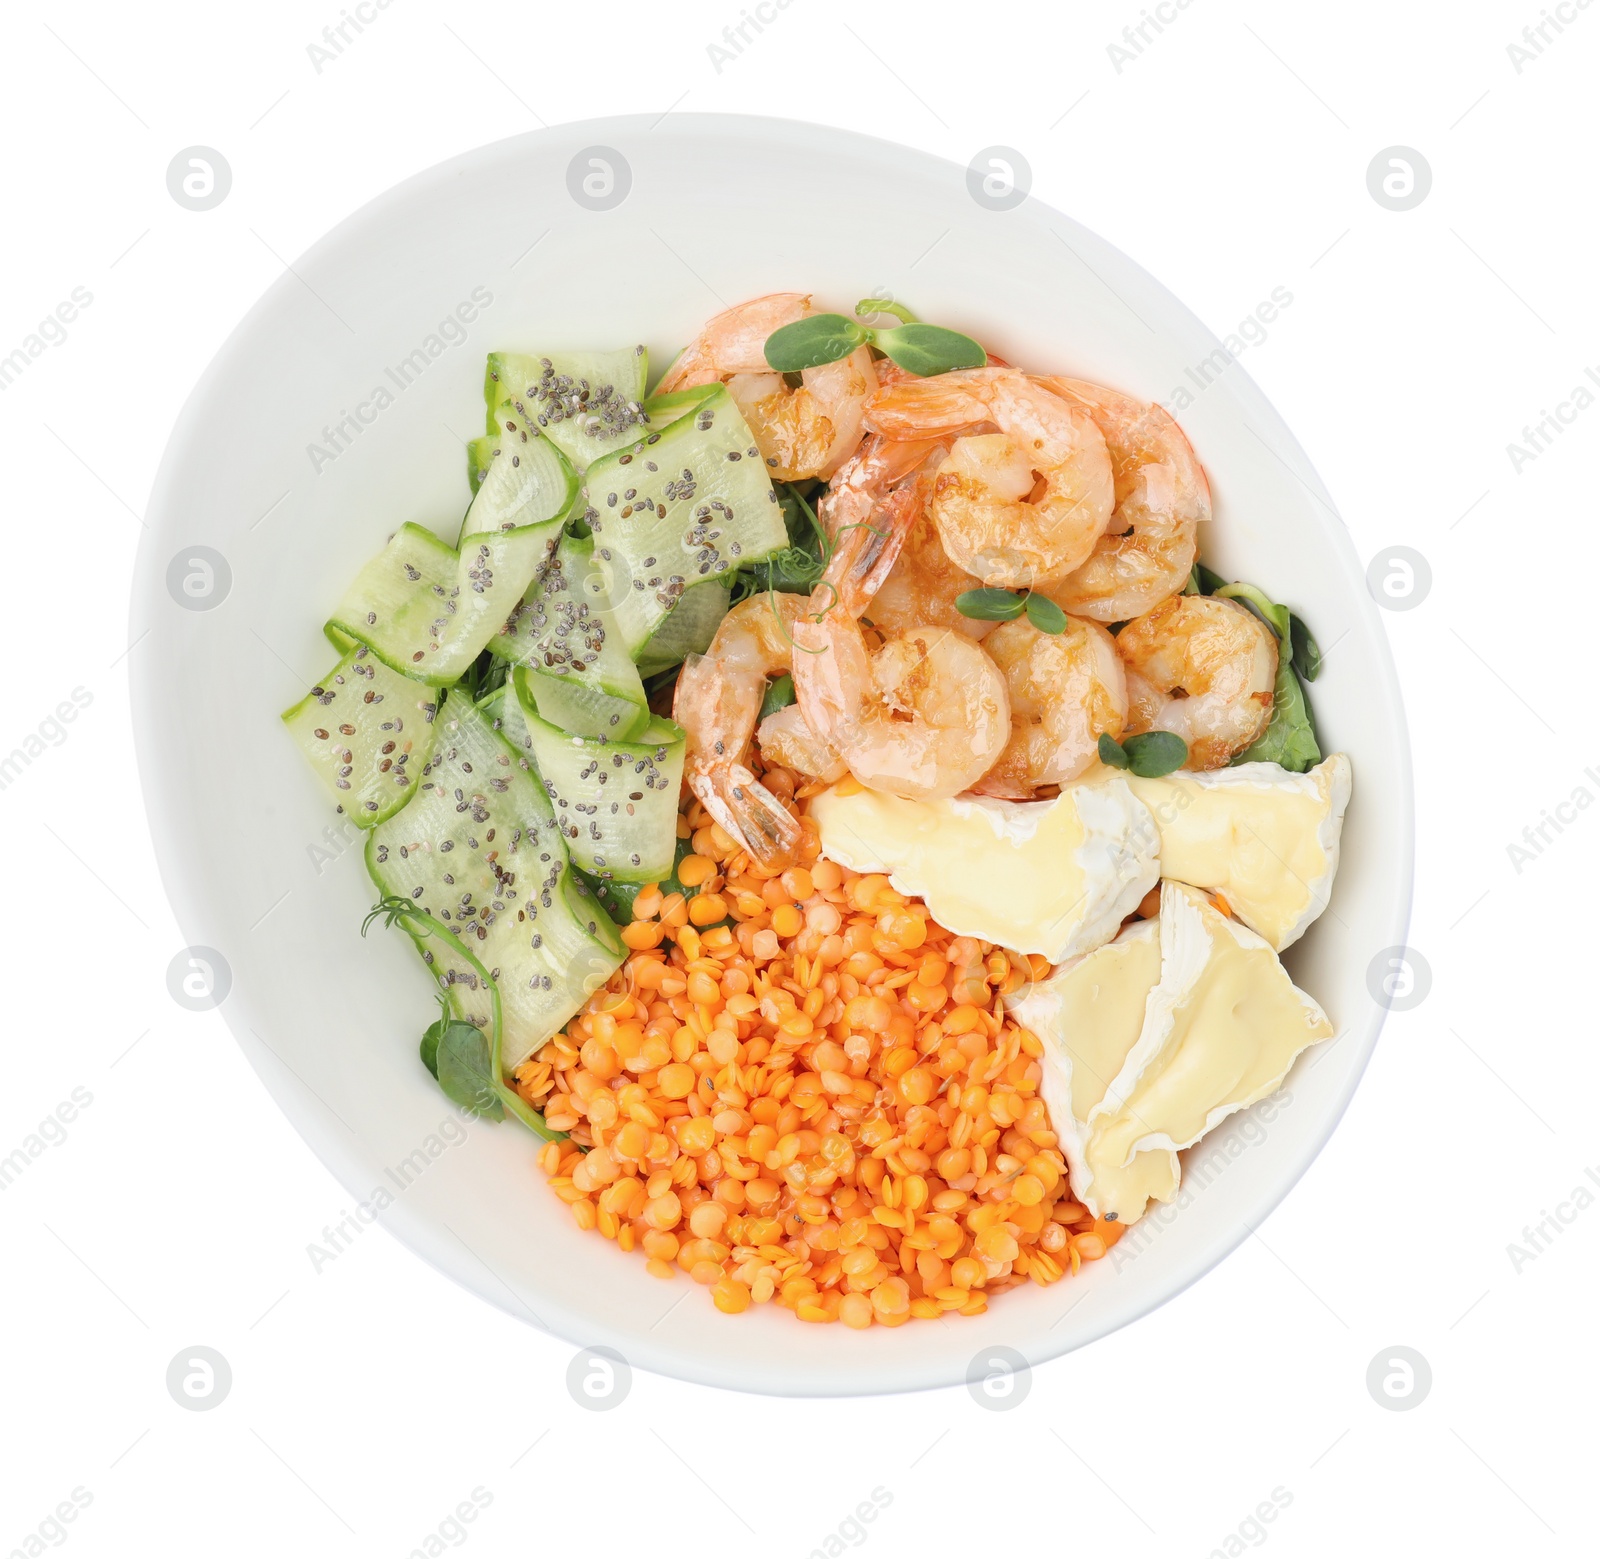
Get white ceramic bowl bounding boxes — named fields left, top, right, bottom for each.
left=131, top=115, right=1412, bottom=1396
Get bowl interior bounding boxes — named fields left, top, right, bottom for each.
left=132, top=115, right=1411, bottom=1396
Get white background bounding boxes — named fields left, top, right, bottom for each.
left=2, top=1, right=1593, bottom=1555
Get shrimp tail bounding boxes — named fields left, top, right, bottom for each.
left=821, top=484, right=920, bottom=620
left=689, top=764, right=801, bottom=873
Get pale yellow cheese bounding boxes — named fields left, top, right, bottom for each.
left=1126, top=753, right=1351, bottom=950
left=1005, top=921, right=1179, bottom=1221
left=809, top=778, right=1158, bottom=964
left=1080, top=882, right=1333, bottom=1221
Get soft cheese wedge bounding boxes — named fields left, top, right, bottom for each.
left=1074, top=881, right=1334, bottom=1222
left=1005, top=920, right=1180, bottom=1222
left=1125, top=753, right=1351, bottom=950
left=809, top=779, right=1158, bottom=964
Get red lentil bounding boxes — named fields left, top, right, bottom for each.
left=519, top=764, right=1124, bottom=1326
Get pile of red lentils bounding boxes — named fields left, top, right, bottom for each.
left=515, top=765, right=1123, bottom=1326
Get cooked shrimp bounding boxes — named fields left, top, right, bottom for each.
left=791, top=504, right=1010, bottom=800
left=756, top=701, right=847, bottom=783
left=656, top=293, right=877, bottom=480
left=866, top=496, right=996, bottom=642
left=1115, top=595, right=1277, bottom=770
left=820, top=431, right=995, bottom=641
left=1034, top=377, right=1211, bottom=622
left=974, top=616, right=1128, bottom=798
left=816, top=436, right=943, bottom=612
left=674, top=591, right=810, bottom=870
left=864, top=368, right=1115, bottom=589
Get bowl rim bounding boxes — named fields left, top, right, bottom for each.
left=130, top=111, right=1414, bottom=1396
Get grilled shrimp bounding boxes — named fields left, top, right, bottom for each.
left=818, top=429, right=993, bottom=642
left=864, top=367, right=1115, bottom=589
left=790, top=501, right=1010, bottom=801
left=656, top=292, right=876, bottom=480
left=1034, top=377, right=1211, bottom=622
left=974, top=616, right=1129, bottom=798
left=674, top=592, right=812, bottom=870
left=755, top=701, right=848, bottom=784
left=1115, top=595, right=1277, bottom=770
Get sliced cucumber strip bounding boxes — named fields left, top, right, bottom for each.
left=487, top=347, right=650, bottom=470
left=460, top=398, right=579, bottom=540
left=636, top=580, right=731, bottom=678
left=515, top=671, right=686, bottom=883
left=282, top=643, right=439, bottom=826
left=366, top=694, right=624, bottom=1069
left=476, top=683, right=530, bottom=758
left=328, top=521, right=562, bottom=687
left=495, top=868, right=622, bottom=1069
left=582, top=385, right=788, bottom=653
left=399, top=910, right=499, bottom=1039
left=490, top=531, right=650, bottom=740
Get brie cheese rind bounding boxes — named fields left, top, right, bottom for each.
left=1005, top=920, right=1179, bottom=1222
left=1078, top=881, right=1334, bottom=1222
left=809, top=777, right=1158, bottom=965
left=1126, top=753, right=1351, bottom=951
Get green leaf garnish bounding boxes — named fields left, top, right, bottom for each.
left=1098, top=733, right=1131, bottom=770
left=1289, top=613, right=1321, bottom=682
left=763, top=308, right=985, bottom=377
left=1186, top=560, right=1323, bottom=770
left=871, top=323, right=987, bottom=376
left=434, top=1020, right=505, bottom=1121
left=420, top=994, right=450, bottom=1079
left=1124, top=731, right=1189, bottom=777
left=760, top=673, right=797, bottom=720
left=764, top=314, right=871, bottom=372
left=361, top=894, right=418, bottom=936
left=1233, top=656, right=1321, bottom=772
left=1099, top=731, right=1187, bottom=776
left=1023, top=594, right=1068, bottom=634
left=854, top=297, right=919, bottom=324
left=956, top=587, right=1027, bottom=622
